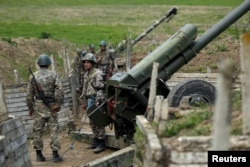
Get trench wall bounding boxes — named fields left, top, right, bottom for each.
left=3, top=77, right=74, bottom=138
left=135, top=116, right=250, bottom=167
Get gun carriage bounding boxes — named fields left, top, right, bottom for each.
left=88, top=1, right=250, bottom=140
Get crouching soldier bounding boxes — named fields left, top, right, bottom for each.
left=80, top=53, right=106, bottom=153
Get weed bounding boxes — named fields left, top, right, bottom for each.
left=40, top=32, right=52, bottom=39
left=164, top=110, right=213, bottom=137
left=216, top=44, right=228, bottom=52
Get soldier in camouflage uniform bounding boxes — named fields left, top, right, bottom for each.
left=80, top=53, right=106, bottom=153
left=88, top=44, right=96, bottom=55
left=96, top=40, right=115, bottom=81
left=26, top=54, right=64, bottom=162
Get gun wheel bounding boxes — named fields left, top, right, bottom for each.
left=168, top=79, right=216, bottom=107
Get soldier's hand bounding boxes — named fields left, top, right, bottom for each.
left=29, top=110, right=34, bottom=117
left=51, top=105, right=61, bottom=112
left=82, top=104, right=86, bottom=110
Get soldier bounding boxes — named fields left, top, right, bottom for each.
left=26, top=54, right=64, bottom=162
left=96, top=40, right=115, bottom=81
left=80, top=53, right=106, bottom=153
left=88, top=44, right=96, bottom=55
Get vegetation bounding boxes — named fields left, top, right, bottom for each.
left=0, top=0, right=242, bottom=7
left=161, top=90, right=242, bottom=137
left=0, top=0, right=248, bottom=83
left=0, top=0, right=246, bottom=45
left=0, top=0, right=246, bottom=152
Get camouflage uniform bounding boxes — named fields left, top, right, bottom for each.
left=81, top=68, right=105, bottom=139
left=88, top=44, right=96, bottom=55
left=96, top=42, right=115, bottom=81
left=81, top=53, right=106, bottom=153
left=26, top=54, right=64, bottom=162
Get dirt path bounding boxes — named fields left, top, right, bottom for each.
left=27, top=119, right=117, bottom=167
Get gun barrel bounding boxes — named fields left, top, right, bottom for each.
left=116, top=7, right=177, bottom=52
left=130, top=7, right=177, bottom=47
left=111, top=23, right=197, bottom=87
left=158, top=0, right=250, bottom=81
left=94, top=0, right=250, bottom=139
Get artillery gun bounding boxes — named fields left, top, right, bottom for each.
left=115, top=7, right=177, bottom=70
left=88, top=0, right=250, bottom=140
left=116, top=7, right=177, bottom=53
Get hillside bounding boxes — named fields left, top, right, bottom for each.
left=0, top=33, right=241, bottom=86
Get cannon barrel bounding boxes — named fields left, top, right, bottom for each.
left=113, top=0, right=250, bottom=91
left=158, top=0, right=250, bottom=81
left=89, top=0, right=250, bottom=139
left=116, top=7, right=177, bottom=53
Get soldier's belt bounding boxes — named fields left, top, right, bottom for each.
left=98, top=63, right=109, bottom=66
left=85, top=94, right=96, bottom=98
left=36, top=97, right=55, bottom=103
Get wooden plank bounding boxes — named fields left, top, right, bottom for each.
left=4, top=92, right=26, bottom=99
left=8, top=106, right=29, bottom=113
left=7, top=102, right=27, bottom=108
left=83, top=146, right=134, bottom=167
left=3, top=83, right=27, bottom=89
left=241, top=32, right=250, bottom=135
left=5, top=97, right=26, bottom=103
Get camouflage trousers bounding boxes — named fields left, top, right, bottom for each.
left=33, top=115, right=61, bottom=151
left=87, top=97, right=105, bottom=139
left=89, top=119, right=105, bottom=139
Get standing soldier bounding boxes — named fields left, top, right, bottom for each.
left=88, top=44, right=96, bottom=55
left=80, top=53, right=106, bottom=153
left=26, top=54, right=64, bottom=162
left=96, top=40, right=115, bottom=81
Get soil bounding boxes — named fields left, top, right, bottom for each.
left=27, top=113, right=117, bottom=167
left=0, top=34, right=242, bottom=85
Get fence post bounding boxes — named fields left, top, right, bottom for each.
left=212, top=59, right=233, bottom=150
left=69, top=73, right=78, bottom=117
left=13, top=70, right=21, bottom=84
left=0, top=81, right=9, bottom=122
left=146, top=62, right=159, bottom=121
left=154, top=96, right=163, bottom=123
left=157, top=99, right=169, bottom=136
left=50, top=54, right=55, bottom=72
left=240, top=32, right=250, bottom=135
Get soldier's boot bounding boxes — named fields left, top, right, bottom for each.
left=85, top=138, right=99, bottom=149
left=94, top=139, right=106, bottom=154
left=52, top=151, right=63, bottom=162
left=36, top=150, right=46, bottom=162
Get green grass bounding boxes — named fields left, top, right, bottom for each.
left=0, top=23, right=127, bottom=45
left=162, top=90, right=243, bottom=137
left=0, top=0, right=242, bottom=6
left=0, top=0, right=246, bottom=45
left=0, top=0, right=249, bottom=83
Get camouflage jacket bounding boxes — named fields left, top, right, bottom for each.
left=96, top=49, right=115, bottom=80
left=96, top=49, right=115, bottom=69
left=81, top=68, right=104, bottom=100
left=26, top=68, right=64, bottom=117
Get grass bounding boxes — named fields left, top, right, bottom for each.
left=160, top=90, right=243, bottom=137
left=0, top=0, right=242, bottom=7
left=0, top=0, right=249, bottom=83
left=0, top=23, right=127, bottom=46
left=0, top=1, right=247, bottom=45
left=164, top=109, right=213, bottom=137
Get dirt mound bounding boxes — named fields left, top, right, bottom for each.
left=0, top=35, right=241, bottom=85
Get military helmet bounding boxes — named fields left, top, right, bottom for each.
left=37, top=54, right=52, bottom=66
left=82, top=53, right=96, bottom=63
left=99, top=40, right=107, bottom=46
left=89, top=44, right=95, bottom=49
left=81, top=50, right=87, bottom=57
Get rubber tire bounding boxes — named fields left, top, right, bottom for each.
left=168, top=79, right=216, bottom=107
